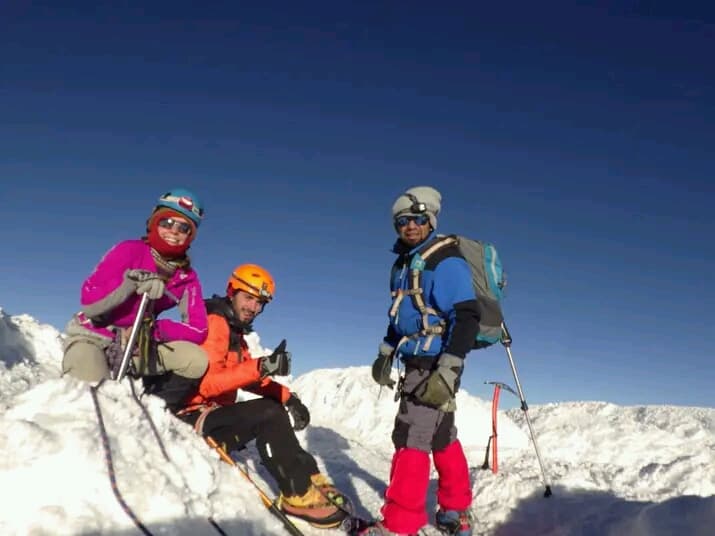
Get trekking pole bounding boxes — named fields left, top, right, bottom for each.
left=113, top=292, right=151, bottom=382
left=500, top=321, right=553, bottom=497
left=205, top=437, right=305, bottom=536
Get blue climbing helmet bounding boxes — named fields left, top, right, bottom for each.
left=154, top=188, right=205, bottom=228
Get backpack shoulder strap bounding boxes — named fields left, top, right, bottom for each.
left=407, top=235, right=460, bottom=350
left=409, top=234, right=459, bottom=312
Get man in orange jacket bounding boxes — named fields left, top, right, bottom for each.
left=176, top=263, right=349, bottom=529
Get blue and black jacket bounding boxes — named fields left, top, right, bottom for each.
left=384, top=232, right=480, bottom=367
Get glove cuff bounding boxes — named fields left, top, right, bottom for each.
left=438, top=353, right=464, bottom=368
left=378, top=342, right=395, bottom=358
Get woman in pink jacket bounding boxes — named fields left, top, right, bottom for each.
left=62, top=188, right=209, bottom=412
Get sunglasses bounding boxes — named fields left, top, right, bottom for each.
left=395, top=214, right=430, bottom=227
left=158, top=217, right=192, bottom=234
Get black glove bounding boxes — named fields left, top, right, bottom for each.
left=413, top=353, right=463, bottom=408
left=260, top=339, right=291, bottom=378
left=371, top=342, right=396, bottom=388
left=285, top=394, right=310, bottom=431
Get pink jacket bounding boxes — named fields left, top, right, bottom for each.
left=78, top=239, right=208, bottom=344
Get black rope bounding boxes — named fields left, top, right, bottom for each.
left=211, top=442, right=304, bottom=536
left=92, top=379, right=227, bottom=536
left=130, top=379, right=227, bottom=535
left=90, top=380, right=153, bottom=536
left=208, top=518, right=229, bottom=535
left=315, top=484, right=429, bottom=536
left=129, top=379, right=170, bottom=462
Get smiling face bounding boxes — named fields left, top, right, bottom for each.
left=231, top=290, right=268, bottom=323
left=146, top=208, right=197, bottom=257
left=395, top=213, right=432, bottom=247
left=156, top=215, right=192, bottom=247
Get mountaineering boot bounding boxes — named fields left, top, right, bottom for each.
left=435, top=508, right=475, bottom=536
left=355, top=520, right=418, bottom=536
left=311, top=473, right=354, bottom=516
left=279, top=483, right=349, bottom=528
left=310, top=473, right=347, bottom=499
left=143, top=372, right=200, bottom=414
left=310, top=472, right=334, bottom=490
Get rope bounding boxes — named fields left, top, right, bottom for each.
left=206, top=437, right=305, bottom=536
left=92, top=379, right=227, bottom=536
left=314, top=472, right=430, bottom=536
left=130, top=380, right=228, bottom=535
left=129, top=379, right=169, bottom=461
left=208, top=518, right=229, bottom=536
left=90, top=380, right=153, bottom=536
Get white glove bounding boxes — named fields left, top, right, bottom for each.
left=125, top=269, right=166, bottom=300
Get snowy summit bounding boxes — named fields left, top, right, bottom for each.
left=0, top=307, right=713, bottom=535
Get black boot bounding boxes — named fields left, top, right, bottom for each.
left=143, top=372, right=200, bottom=414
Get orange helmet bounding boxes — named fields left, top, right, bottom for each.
left=227, top=264, right=275, bottom=301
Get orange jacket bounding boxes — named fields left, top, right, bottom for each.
left=184, top=313, right=291, bottom=409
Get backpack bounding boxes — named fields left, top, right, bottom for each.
left=408, top=234, right=506, bottom=349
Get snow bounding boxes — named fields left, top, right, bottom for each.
left=0, top=306, right=713, bottom=535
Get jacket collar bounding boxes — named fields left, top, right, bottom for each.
left=205, top=295, right=254, bottom=334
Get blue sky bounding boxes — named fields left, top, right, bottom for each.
left=1, top=2, right=713, bottom=408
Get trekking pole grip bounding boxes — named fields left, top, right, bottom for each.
left=500, top=321, right=513, bottom=346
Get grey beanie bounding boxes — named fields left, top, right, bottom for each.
left=391, top=186, right=442, bottom=229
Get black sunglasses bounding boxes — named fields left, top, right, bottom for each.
left=395, top=214, right=429, bottom=227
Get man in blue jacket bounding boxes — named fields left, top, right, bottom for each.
left=362, top=186, right=478, bottom=536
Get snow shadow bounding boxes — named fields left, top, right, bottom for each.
left=491, top=486, right=715, bottom=536
left=305, top=425, right=387, bottom=519
left=70, top=516, right=261, bottom=535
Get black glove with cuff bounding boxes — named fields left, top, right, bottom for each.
left=285, top=394, right=310, bottom=431
left=260, top=339, right=291, bottom=378
left=371, top=342, right=396, bottom=389
left=413, top=353, right=463, bottom=408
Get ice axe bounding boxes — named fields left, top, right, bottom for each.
left=113, top=292, right=151, bottom=382
left=113, top=288, right=180, bottom=382
left=481, top=381, right=511, bottom=474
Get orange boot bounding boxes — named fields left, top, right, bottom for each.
left=279, top=481, right=349, bottom=528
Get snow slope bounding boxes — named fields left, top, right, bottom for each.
left=0, top=308, right=713, bottom=535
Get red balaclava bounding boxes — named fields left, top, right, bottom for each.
left=146, top=208, right=197, bottom=258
